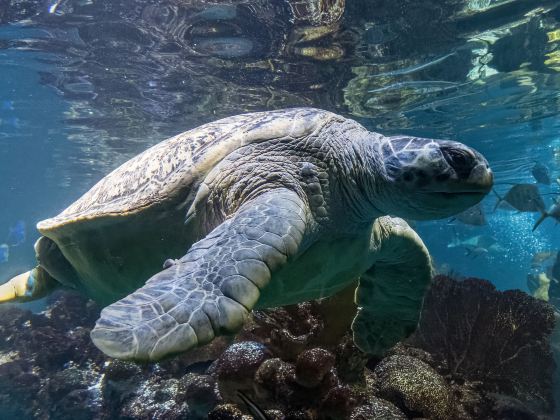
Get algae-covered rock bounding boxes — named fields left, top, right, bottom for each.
left=177, top=373, right=221, bottom=418
left=374, top=354, right=453, bottom=419
left=0, top=275, right=556, bottom=419
left=208, top=403, right=246, bottom=420
left=211, top=341, right=271, bottom=401
left=350, top=397, right=407, bottom=420
left=295, top=347, right=335, bottom=388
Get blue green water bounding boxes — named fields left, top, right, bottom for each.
left=0, top=0, right=559, bottom=417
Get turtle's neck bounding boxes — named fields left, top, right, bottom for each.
left=333, top=130, right=390, bottom=227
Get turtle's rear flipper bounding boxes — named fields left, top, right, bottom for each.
left=91, top=189, right=308, bottom=361
left=0, top=266, right=59, bottom=303
left=352, top=217, right=432, bottom=357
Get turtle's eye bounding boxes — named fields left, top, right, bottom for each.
left=440, top=146, right=476, bottom=179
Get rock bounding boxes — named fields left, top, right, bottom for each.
left=334, top=333, right=369, bottom=383
left=295, top=348, right=335, bottom=388
left=374, top=355, right=453, bottom=420
left=0, top=306, right=32, bottom=349
left=249, top=302, right=325, bottom=361
left=211, top=341, right=271, bottom=401
left=319, top=385, right=359, bottom=419
left=254, top=358, right=297, bottom=406
left=50, top=389, right=98, bottom=420
left=117, top=377, right=190, bottom=419
left=0, top=276, right=554, bottom=420
left=46, top=366, right=93, bottom=400
left=208, top=403, right=245, bottom=420
left=177, top=373, right=221, bottom=418
left=350, top=397, right=407, bottom=420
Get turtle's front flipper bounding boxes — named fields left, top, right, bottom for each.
left=0, top=266, right=59, bottom=303
left=352, top=217, right=432, bottom=357
left=91, top=189, right=309, bottom=361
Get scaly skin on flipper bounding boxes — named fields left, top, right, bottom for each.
left=352, top=217, right=433, bottom=356
left=91, top=189, right=309, bottom=360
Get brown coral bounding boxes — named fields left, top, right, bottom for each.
left=408, top=275, right=557, bottom=416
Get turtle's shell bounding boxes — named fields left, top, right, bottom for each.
left=38, top=108, right=338, bottom=233
left=35, top=108, right=341, bottom=303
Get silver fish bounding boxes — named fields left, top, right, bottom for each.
left=493, top=185, right=545, bottom=213
left=448, top=234, right=496, bottom=250
left=531, top=251, right=557, bottom=267
left=451, top=202, right=486, bottom=225
left=531, top=162, right=551, bottom=185
left=533, top=199, right=560, bottom=231
left=464, top=245, right=488, bottom=259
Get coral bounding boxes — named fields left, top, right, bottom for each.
left=0, top=276, right=556, bottom=419
left=243, top=285, right=357, bottom=361
left=246, top=302, right=325, bottom=361
left=254, top=357, right=298, bottom=406
left=333, top=333, right=369, bottom=384
left=373, top=355, right=453, bottom=419
left=349, top=397, right=407, bottom=420
left=295, top=348, right=335, bottom=388
left=319, top=385, right=359, bottom=419
left=177, top=373, right=221, bottom=418
left=207, top=404, right=246, bottom=420
left=0, top=292, right=223, bottom=419
left=209, top=341, right=271, bottom=401
left=408, top=275, right=557, bottom=415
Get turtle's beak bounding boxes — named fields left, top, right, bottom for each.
left=465, top=161, right=493, bottom=193
left=440, top=143, right=493, bottom=193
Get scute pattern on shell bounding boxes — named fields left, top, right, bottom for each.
left=38, top=108, right=341, bottom=231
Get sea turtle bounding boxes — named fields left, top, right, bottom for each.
left=0, top=108, right=492, bottom=361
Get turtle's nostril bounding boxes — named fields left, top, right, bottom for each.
left=440, top=146, right=476, bottom=179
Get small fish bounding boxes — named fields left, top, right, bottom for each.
left=6, top=220, right=26, bottom=247
left=464, top=245, right=488, bottom=259
left=531, top=251, right=557, bottom=267
left=493, top=185, right=545, bottom=213
left=0, top=244, right=9, bottom=264
left=369, top=52, right=457, bottom=77
left=533, top=200, right=560, bottom=231
left=450, top=203, right=486, bottom=225
left=448, top=234, right=496, bottom=249
left=448, top=235, right=477, bottom=249
left=237, top=390, right=271, bottom=420
left=531, top=162, right=550, bottom=185
left=476, top=235, right=497, bottom=249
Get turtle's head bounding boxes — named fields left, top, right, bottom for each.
left=374, top=136, right=493, bottom=220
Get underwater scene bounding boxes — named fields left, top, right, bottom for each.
left=0, top=0, right=560, bottom=419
